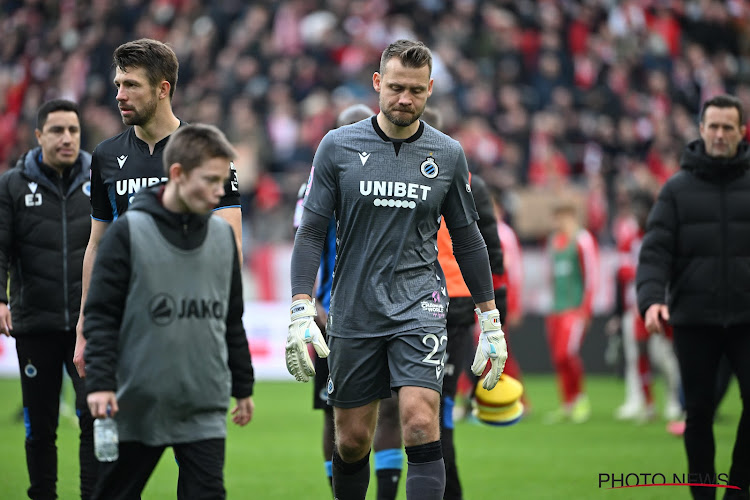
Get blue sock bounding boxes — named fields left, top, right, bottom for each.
left=375, top=449, right=403, bottom=500
left=325, top=460, right=333, bottom=490
left=374, top=449, right=404, bottom=471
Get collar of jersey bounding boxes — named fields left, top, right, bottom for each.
left=128, top=120, right=186, bottom=152
left=371, top=116, right=424, bottom=144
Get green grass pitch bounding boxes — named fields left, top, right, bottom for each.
left=0, top=375, right=741, bottom=499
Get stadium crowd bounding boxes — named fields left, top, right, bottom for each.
left=1, top=0, right=749, bottom=250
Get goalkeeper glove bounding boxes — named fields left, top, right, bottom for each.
left=286, top=299, right=330, bottom=382
left=471, top=308, right=508, bottom=390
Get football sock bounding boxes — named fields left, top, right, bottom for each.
left=405, top=441, right=445, bottom=500
left=325, top=460, right=333, bottom=491
left=440, top=427, right=462, bottom=500
left=332, top=449, right=370, bottom=500
left=374, top=448, right=403, bottom=500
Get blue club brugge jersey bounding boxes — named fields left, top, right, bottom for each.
left=303, top=117, right=478, bottom=338
left=89, top=124, right=240, bottom=221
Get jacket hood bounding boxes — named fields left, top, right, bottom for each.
left=681, top=140, right=750, bottom=181
left=129, top=184, right=213, bottom=234
left=17, top=147, right=92, bottom=192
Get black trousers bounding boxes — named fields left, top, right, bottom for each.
left=92, top=438, right=226, bottom=500
left=15, top=331, right=97, bottom=500
left=440, top=322, right=475, bottom=500
left=673, top=326, right=750, bottom=500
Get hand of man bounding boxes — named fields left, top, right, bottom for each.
left=471, top=308, right=508, bottom=390
left=87, top=391, right=118, bottom=419
left=0, top=302, right=13, bottom=337
left=232, top=396, right=255, bottom=426
left=286, top=298, right=329, bottom=382
left=74, top=317, right=86, bottom=378
left=644, top=303, right=670, bottom=334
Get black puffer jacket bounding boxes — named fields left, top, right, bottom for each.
left=637, top=139, right=750, bottom=327
left=0, top=148, right=91, bottom=335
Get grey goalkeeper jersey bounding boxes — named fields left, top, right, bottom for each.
left=303, top=117, right=478, bottom=337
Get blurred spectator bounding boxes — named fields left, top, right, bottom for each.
left=0, top=0, right=748, bottom=255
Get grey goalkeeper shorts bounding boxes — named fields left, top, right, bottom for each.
left=326, top=329, right=447, bottom=408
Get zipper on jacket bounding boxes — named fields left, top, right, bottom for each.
left=720, top=181, right=728, bottom=327
left=59, top=176, right=71, bottom=331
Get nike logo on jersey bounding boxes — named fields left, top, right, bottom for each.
left=117, top=155, right=128, bottom=168
left=358, top=151, right=370, bottom=166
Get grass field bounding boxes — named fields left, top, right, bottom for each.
left=0, top=374, right=742, bottom=499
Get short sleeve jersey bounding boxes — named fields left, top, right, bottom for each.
left=303, top=117, right=478, bottom=337
left=90, top=124, right=240, bottom=221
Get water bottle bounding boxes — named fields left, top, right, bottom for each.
left=94, top=417, right=119, bottom=462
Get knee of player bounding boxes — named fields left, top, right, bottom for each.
left=401, top=412, right=437, bottom=444
left=552, top=352, right=572, bottom=367
left=336, top=428, right=374, bottom=459
left=684, top=403, right=716, bottom=422
left=377, top=398, right=401, bottom=429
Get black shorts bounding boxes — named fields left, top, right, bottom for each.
left=442, top=322, right=475, bottom=398
left=326, top=329, right=447, bottom=409
left=312, top=352, right=331, bottom=411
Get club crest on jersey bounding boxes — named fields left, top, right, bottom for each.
left=82, top=181, right=91, bottom=197
left=229, top=161, right=239, bottom=192
left=420, top=156, right=438, bottom=179
left=24, top=362, right=37, bottom=378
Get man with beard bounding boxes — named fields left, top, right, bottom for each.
left=637, top=94, right=750, bottom=499
left=73, top=39, right=241, bottom=378
left=294, top=103, right=405, bottom=499
left=287, top=40, right=507, bottom=500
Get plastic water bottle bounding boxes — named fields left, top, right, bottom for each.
left=94, top=417, right=119, bottom=462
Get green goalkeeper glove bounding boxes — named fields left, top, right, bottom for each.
left=471, top=308, right=508, bottom=390
left=286, top=299, right=330, bottom=382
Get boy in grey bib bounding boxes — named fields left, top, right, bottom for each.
left=83, top=124, right=254, bottom=500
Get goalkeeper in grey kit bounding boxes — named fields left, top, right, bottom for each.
left=287, top=39, right=507, bottom=500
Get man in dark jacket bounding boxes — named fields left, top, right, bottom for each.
left=84, top=124, right=254, bottom=500
left=436, top=170, right=505, bottom=500
left=0, top=99, right=97, bottom=499
left=637, top=94, right=750, bottom=500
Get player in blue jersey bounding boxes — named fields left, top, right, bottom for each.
left=294, top=103, right=404, bottom=499
left=73, top=39, right=242, bottom=378
left=288, top=40, right=507, bottom=500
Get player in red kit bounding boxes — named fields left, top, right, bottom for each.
left=545, top=201, right=598, bottom=423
